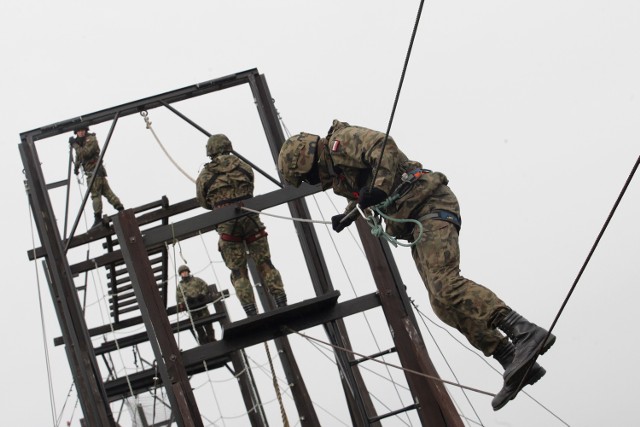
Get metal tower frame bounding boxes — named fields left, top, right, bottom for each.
left=21, top=69, right=462, bottom=426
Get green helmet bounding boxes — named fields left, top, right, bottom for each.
left=178, top=265, right=190, bottom=275
left=73, top=123, right=89, bottom=134
left=277, top=133, right=320, bottom=187
left=207, top=134, right=233, bottom=157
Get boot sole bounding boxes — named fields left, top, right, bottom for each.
left=493, top=365, right=547, bottom=410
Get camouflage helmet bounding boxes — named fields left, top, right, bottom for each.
left=73, top=123, right=90, bottom=134
left=178, top=265, right=190, bottom=275
left=207, top=134, right=233, bottom=157
left=277, top=133, right=320, bottom=187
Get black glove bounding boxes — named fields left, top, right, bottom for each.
left=332, top=213, right=355, bottom=233
left=68, top=136, right=75, bottom=144
left=73, top=165, right=80, bottom=176
left=357, top=187, right=387, bottom=208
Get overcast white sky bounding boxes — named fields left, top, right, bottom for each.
left=1, top=1, right=639, bottom=426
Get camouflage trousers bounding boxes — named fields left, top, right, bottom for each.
left=411, top=219, right=509, bottom=356
left=187, top=306, right=215, bottom=344
left=218, top=214, right=285, bottom=306
left=88, top=175, right=122, bottom=214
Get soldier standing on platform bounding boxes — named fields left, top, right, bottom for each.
left=69, top=125, right=124, bottom=228
left=176, top=265, right=216, bottom=344
left=196, top=134, right=288, bottom=317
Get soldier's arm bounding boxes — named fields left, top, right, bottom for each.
left=195, top=174, right=213, bottom=210
left=362, top=134, right=400, bottom=195
left=195, top=277, right=210, bottom=296
left=176, top=288, right=186, bottom=311
left=85, top=135, right=101, bottom=158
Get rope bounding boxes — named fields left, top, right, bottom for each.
left=517, top=153, right=640, bottom=394
left=92, top=260, right=138, bottom=402
left=411, top=301, right=569, bottom=426
left=264, top=342, right=290, bottom=427
left=289, top=328, right=495, bottom=397
left=246, top=354, right=353, bottom=427
left=370, top=0, right=426, bottom=188
left=240, top=206, right=331, bottom=224
left=141, top=111, right=196, bottom=183
left=311, top=195, right=414, bottom=426
left=28, top=204, right=58, bottom=426
left=411, top=301, right=484, bottom=426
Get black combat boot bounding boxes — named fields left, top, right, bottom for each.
left=491, top=340, right=546, bottom=410
left=91, top=212, right=103, bottom=228
left=196, top=329, right=209, bottom=345
left=204, top=324, right=216, bottom=343
left=274, top=292, right=288, bottom=308
left=242, top=303, right=258, bottom=317
left=494, top=310, right=556, bottom=408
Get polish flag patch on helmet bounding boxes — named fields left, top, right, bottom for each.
left=331, top=139, right=341, bottom=152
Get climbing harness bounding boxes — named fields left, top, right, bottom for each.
left=219, top=229, right=268, bottom=244
left=419, top=210, right=461, bottom=231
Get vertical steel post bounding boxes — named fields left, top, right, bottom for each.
left=249, top=260, right=321, bottom=427
left=20, top=137, right=116, bottom=427
left=113, top=210, right=203, bottom=427
left=249, top=73, right=380, bottom=426
left=211, top=285, right=268, bottom=427
left=355, top=220, right=463, bottom=427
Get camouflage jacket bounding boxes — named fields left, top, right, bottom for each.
left=176, top=275, right=209, bottom=306
left=70, top=133, right=106, bottom=176
left=196, top=154, right=254, bottom=210
left=318, top=120, right=456, bottom=237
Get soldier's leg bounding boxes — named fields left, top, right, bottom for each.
left=204, top=323, right=216, bottom=342
left=248, top=236, right=286, bottom=307
left=101, top=178, right=123, bottom=210
left=219, top=237, right=256, bottom=315
left=411, top=220, right=509, bottom=356
left=191, top=308, right=214, bottom=344
left=90, top=176, right=103, bottom=214
left=428, top=293, right=505, bottom=356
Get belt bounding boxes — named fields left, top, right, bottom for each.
left=220, top=229, right=268, bottom=243
left=214, top=194, right=252, bottom=208
left=419, top=209, right=462, bottom=230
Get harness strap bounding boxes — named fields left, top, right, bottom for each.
left=419, top=209, right=462, bottom=230
left=214, top=194, right=252, bottom=208
left=220, top=229, right=268, bottom=243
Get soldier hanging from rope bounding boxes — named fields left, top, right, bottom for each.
left=196, top=135, right=288, bottom=317
left=176, top=265, right=216, bottom=344
left=277, top=119, right=556, bottom=410
left=69, top=124, right=124, bottom=228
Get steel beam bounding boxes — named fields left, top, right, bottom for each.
left=21, top=69, right=261, bottom=142
left=250, top=260, right=321, bottom=427
left=20, top=136, right=116, bottom=427
left=249, top=72, right=381, bottom=427
left=113, top=210, right=203, bottom=427
left=212, top=285, right=268, bottom=427
left=356, top=220, right=463, bottom=427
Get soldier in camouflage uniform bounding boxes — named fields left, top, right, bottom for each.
left=196, top=134, right=288, bottom=317
left=69, top=125, right=124, bottom=228
left=176, top=265, right=216, bottom=344
left=278, top=120, right=556, bottom=410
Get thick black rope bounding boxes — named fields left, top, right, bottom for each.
left=516, top=154, right=640, bottom=390
left=370, top=0, right=426, bottom=189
